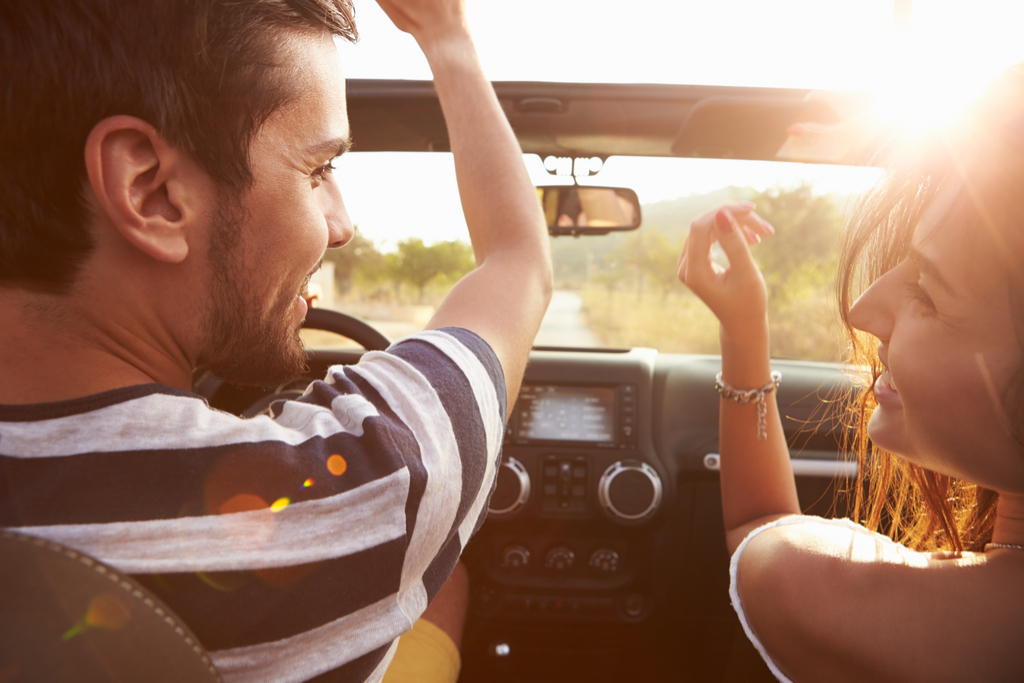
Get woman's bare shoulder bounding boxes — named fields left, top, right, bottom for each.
left=736, top=517, right=1024, bottom=683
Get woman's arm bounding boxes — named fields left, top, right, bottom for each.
left=677, top=205, right=800, bottom=552
left=679, top=207, right=1023, bottom=682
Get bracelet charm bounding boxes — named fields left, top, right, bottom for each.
left=714, top=371, right=782, bottom=442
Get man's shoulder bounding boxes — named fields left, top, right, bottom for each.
left=381, top=327, right=506, bottom=400
left=384, top=328, right=501, bottom=376
left=345, top=326, right=507, bottom=424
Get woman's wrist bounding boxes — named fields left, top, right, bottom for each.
left=719, top=318, right=772, bottom=386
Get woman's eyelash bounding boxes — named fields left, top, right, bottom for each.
left=907, top=281, right=935, bottom=311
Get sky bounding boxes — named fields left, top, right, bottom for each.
left=333, top=0, right=1024, bottom=247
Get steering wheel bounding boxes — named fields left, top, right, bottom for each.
left=302, top=307, right=391, bottom=351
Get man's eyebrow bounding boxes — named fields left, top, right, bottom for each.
left=909, top=247, right=954, bottom=296
left=307, top=135, right=351, bottom=159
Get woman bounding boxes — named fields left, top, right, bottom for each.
left=677, top=66, right=1024, bottom=682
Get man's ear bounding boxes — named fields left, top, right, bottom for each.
left=84, top=116, right=209, bottom=264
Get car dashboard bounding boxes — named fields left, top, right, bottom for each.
left=464, top=348, right=855, bottom=683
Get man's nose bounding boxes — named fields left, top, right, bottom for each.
left=322, top=182, right=353, bottom=249
left=327, top=209, right=354, bottom=249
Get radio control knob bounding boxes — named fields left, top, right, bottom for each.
left=488, top=457, right=531, bottom=518
left=588, top=548, right=620, bottom=573
left=544, top=547, right=576, bottom=571
left=598, top=460, right=663, bottom=523
left=500, top=545, right=531, bottom=569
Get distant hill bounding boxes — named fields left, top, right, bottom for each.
left=639, top=186, right=754, bottom=238
left=549, top=187, right=756, bottom=286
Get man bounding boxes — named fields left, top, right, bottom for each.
left=0, top=0, right=552, bottom=680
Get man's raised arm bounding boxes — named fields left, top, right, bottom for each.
left=375, top=0, right=553, bottom=409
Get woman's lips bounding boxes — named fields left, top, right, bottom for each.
left=874, top=369, right=901, bottom=407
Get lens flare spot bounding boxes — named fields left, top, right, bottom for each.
left=270, top=497, right=290, bottom=513
left=218, top=493, right=268, bottom=516
left=86, top=593, right=131, bottom=629
left=327, top=454, right=347, bottom=476
left=217, top=494, right=275, bottom=550
left=302, top=478, right=315, bottom=488
left=194, top=571, right=245, bottom=592
left=62, top=593, right=131, bottom=641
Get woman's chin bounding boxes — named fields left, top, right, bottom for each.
left=866, top=407, right=907, bottom=458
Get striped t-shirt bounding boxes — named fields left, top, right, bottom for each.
left=0, top=327, right=506, bottom=682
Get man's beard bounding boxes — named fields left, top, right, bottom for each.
left=195, top=198, right=310, bottom=390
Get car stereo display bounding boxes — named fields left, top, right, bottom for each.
left=515, top=385, right=616, bottom=444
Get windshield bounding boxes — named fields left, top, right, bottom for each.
left=303, top=152, right=880, bottom=361
left=302, top=0, right=1024, bottom=360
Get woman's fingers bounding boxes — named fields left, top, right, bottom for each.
left=676, top=203, right=773, bottom=332
left=679, top=203, right=774, bottom=284
left=679, top=205, right=772, bottom=297
left=714, top=209, right=760, bottom=275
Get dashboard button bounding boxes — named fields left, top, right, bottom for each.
left=623, top=593, right=646, bottom=619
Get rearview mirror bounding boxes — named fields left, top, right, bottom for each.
left=538, top=186, right=642, bottom=236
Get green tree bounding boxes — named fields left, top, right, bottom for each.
left=748, top=184, right=843, bottom=299
left=322, top=228, right=385, bottom=295
left=748, top=184, right=846, bottom=361
left=392, top=238, right=475, bottom=302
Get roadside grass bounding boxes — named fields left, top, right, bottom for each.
left=578, top=286, right=721, bottom=354
left=578, top=281, right=846, bottom=362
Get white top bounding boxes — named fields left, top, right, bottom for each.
left=728, top=515, right=918, bottom=682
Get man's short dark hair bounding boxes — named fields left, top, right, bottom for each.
left=0, top=0, right=357, bottom=293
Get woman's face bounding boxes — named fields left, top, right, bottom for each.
left=848, top=183, right=1024, bottom=494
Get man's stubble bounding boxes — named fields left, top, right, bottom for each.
left=195, top=196, right=310, bottom=390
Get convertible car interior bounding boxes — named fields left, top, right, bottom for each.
left=199, top=79, right=872, bottom=682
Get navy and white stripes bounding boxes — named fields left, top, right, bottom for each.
left=0, top=327, right=506, bottom=683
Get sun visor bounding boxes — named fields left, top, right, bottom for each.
left=670, top=96, right=840, bottom=162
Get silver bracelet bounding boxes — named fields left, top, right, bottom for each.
left=715, top=371, right=782, bottom=442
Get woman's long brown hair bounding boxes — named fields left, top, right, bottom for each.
left=834, top=67, right=1024, bottom=553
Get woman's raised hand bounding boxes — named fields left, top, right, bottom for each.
left=677, top=203, right=775, bottom=338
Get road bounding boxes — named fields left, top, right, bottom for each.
left=533, top=290, right=599, bottom=348
left=308, top=289, right=598, bottom=349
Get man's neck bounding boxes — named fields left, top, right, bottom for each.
left=0, top=288, right=193, bottom=405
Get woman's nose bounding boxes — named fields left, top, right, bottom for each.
left=847, top=264, right=899, bottom=341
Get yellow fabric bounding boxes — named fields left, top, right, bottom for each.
left=382, top=618, right=461, bottom=683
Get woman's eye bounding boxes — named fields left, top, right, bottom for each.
left=907, top=281, right=936, bottom=312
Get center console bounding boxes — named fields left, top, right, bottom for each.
left=466, top=348, right=672, bottom=626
